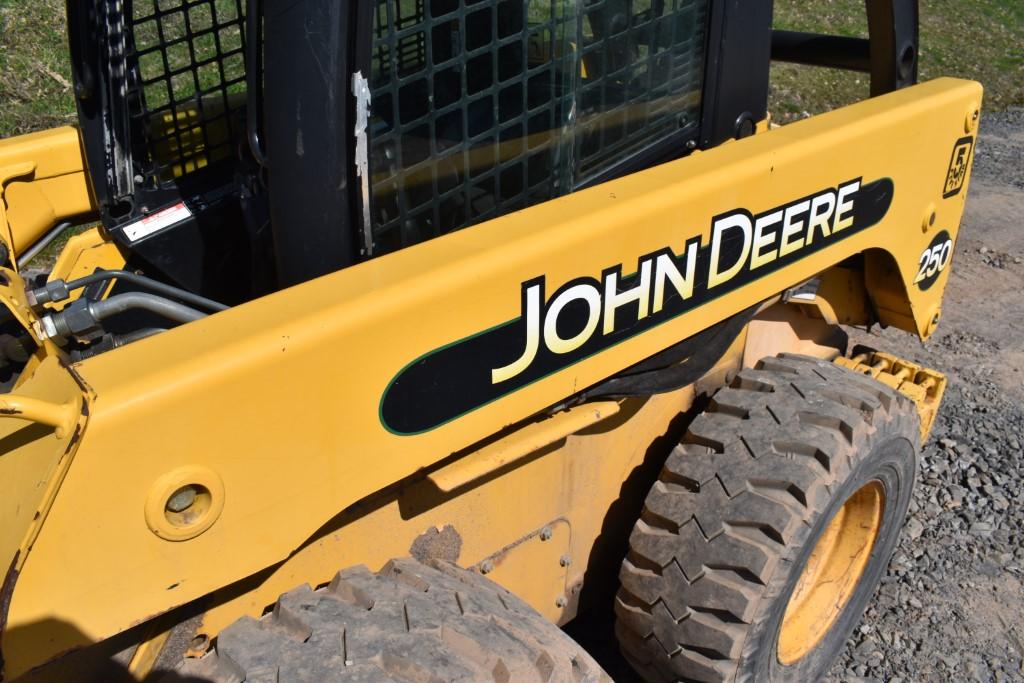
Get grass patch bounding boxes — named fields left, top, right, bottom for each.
left=771, top=0, right=1024, bottom=122
left=0, top=0, right=77, bottom=137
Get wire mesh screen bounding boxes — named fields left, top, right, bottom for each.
left=575, top=0, right=707, bottom=182
left=128, top=0, right=248, bottom=184
left=367, top=0, right=708, bottom=255
left=369, top=0, right=578, bottom=253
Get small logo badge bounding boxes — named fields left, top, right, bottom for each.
left=943, top=136, right=974, bottom=198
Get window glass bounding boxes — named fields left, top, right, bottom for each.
left=367, top=0, right=708, bottom=254
left=574, top=0, right=708, bottom=182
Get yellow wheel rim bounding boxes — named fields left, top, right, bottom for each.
left=777, top=481, right=885, bottom=665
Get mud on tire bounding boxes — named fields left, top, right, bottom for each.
left=178, top=557, right=609, bottom=682
left=615, top=353, right=921, bottom=682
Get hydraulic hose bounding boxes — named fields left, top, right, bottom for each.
left=111, top=327, right=166, bottom=348
left=44, top=293, right=206, bottom=342
left=88, top=292, right=206, bottom=324
left=18, top=221, right=74, bottom=266
left=31, top=269, right=228, bottom=313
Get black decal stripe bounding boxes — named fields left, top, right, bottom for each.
left=380, top=178, right=894, bottom=435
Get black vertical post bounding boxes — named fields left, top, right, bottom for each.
left=699, top=0, right=774, bottom=148
left=263, top=0, right=358, bottom=287
left=865, top=0, right=919, bottom=96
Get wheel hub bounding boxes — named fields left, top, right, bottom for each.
left=777, top=480, right=885, bottom=665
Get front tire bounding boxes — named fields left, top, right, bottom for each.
left=178, top=557, right=609, bottom=682
left=615, top=354, right=920, bottom=682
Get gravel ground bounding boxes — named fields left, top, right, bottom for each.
left=571, top=110, right=1024, bottom=682
left=826, top=108, right=1024, bottom=682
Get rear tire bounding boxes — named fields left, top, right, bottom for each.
left=615, top=353, right=920, bottom=682
left=178, top=557, right=609, bottom=682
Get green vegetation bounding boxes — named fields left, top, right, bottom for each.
left=1, top=0, right=1021, bottom=136
left=0, top=0, right=76, bottom=137
left=771, top=0, right=1024, bottom=122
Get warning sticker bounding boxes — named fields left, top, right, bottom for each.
left=122, top=202, right=192, bottom=242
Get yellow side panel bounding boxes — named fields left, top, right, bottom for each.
left=0, top=127, right=97, bottom=259
left=5, top=78, right=982, bottom=674
left=0, top=353, right=85, bottom=573
left=47, top=228, right=127, bottom=299
left=195, top=386, right=697, bottom=641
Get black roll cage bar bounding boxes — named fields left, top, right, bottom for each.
left=771, top=0, right=919, bottom=97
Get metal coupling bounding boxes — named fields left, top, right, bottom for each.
left=40, top=299, right=103, bottom=342
left=38, top=293, right=206, bottom=343
left=26, top=279, right=70, bottom=308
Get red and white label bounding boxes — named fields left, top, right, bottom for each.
left=122, top=202, right=192, bottom=242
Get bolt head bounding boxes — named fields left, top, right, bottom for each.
left=479, top=560, right=494, bottom=574
left=189, top=634, right=210, bottom=654
left=555, top=596, right=567, bottom=608
left=965, top=103, right=980, bottom=133
left=166, top=485, right=198, bottom=513
left=539, top=527, right=552, bottom=541
left=921, top=204, right=937, bottom=233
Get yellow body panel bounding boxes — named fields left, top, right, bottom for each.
left=0, top=78, right=980, bottom=677
left=47, top=228, right=126, bottom=293
left=0, top=127, right=95, bottom=263
left=0, top=351, right=85, bottom=579
left=195, top=385, right=698, bottom=640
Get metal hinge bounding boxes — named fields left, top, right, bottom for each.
left=351, top=71, right=373, bottom=257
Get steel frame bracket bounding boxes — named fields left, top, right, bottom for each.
left=835, top=345, right=946, bottom=441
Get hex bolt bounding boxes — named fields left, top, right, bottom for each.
left=555, top=596, right=567, bottom=608
left=965, top=105, right=980, bottom=133
left=189, top=634, right=210, bottom=654
left=922, top=204, right=937, bottom=233
left=166, top=485, right=197, bottom=513
left=559, top=555, right=571, bottom=567
left=479, top=560, right=494, bottom=575
left=539, top=527, right=552, bottom=541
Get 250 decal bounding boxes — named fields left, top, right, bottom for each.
left=913, top=230, right=953, bottom=290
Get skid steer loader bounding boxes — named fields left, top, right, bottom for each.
left=0, top=0, right=978, bottom=680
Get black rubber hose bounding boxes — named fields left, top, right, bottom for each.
left=111, top=327, right=166, bottom=348
left=62, top=270, right=228, bottom=312
left=580, top=303, right=763, bottom=399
